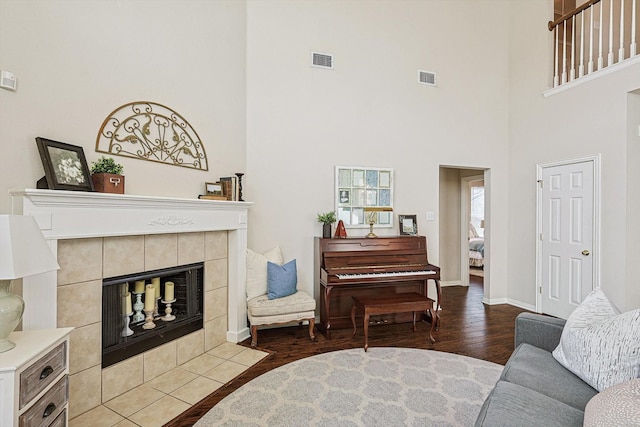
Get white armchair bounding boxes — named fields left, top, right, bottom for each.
left=245, top=246, right=315, bottom=348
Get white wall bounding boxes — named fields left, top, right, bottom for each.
left=245, top=0, right=512, bottom=300
left=508, top=1, right=640, bottom=311
left=0, top=0, right=247, bottom=214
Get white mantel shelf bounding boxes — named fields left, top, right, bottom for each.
left=10, top=189, right=252, bottom=240
left=10, top=189, right=253, bottom=344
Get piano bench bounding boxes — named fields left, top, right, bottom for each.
left=351, top=292, right=436, bottom=352
left=247, top=290, right=316, bottom=348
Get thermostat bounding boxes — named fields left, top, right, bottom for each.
left=0, top=71, right=17, bottom=91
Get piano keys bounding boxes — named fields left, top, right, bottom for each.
left=316, top=235, right=440, bottom=338
left=335, top=270, right=437, bottom=279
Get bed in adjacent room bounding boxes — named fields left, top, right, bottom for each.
left=469, top=223, right=484, bottom=268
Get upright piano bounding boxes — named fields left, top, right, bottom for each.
left=317, top=235, right=440, bottom=338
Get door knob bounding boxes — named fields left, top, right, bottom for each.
left=581, top=250, right=590, bottom=256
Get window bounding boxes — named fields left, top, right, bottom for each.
left=470, top=184, right=484, bottom=237
left=335, top=166, right=393, bottom=228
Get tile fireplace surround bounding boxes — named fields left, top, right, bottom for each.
left=10, top=189, right=252, bottom=419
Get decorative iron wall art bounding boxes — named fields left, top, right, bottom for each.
left=96, top=101, right=208, bottom=171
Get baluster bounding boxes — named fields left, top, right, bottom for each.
left=588, top=4, right=594, bottom=74
left=631, top=0, right=637, bottom=57
left=562, top=20, right=568, bottom=84
left=609, top=0, right=615, bottom=65
left=571, top=15, right=576, bottom=80
left=554, top=26, right=560, bottom=87
left=599, top=1, right=604, bottom=69
left=619, top=0, right=625, bottom=62
left=579, top=12, right=585, bottom=78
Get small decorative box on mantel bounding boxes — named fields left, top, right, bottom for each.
left=92, top=173, right=125, bottom=194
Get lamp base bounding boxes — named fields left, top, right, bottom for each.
left=0, top=339, right=16, bottom=353
left=366, top=222, right=377, bottom=238
left=0, top=280, right=24, bottom=353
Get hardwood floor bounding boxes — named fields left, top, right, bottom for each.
left=165, top=276, right=529, bottom=426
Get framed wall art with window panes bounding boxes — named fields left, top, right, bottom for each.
left=335, top=166, right=393, bottom=228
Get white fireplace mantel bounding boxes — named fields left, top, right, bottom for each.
left=10, top=189, right=253, bottom=343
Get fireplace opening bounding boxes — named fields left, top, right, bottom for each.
left=102, top=263, right=204, bottom=368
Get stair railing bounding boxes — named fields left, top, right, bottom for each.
left=548, top=0, right=637, bottom=88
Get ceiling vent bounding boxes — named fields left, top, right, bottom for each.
left=312, top=52, right=333, bottom=69
left=418, top=70, right=437, bottom=86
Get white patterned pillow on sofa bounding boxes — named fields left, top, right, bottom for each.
left=552, top=289, right=640, bottom=392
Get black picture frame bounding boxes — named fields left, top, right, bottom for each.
left=399, top=214, right=418, bottom=236
left=36, top=137, right=94, bottom=191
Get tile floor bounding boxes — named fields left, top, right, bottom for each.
left=69, top=342, right=268, bottom=427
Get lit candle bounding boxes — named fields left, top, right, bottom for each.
left=164, top=282, right=174, bottom=301
left=123, top=292, right=132, bottom=315
left=144, top=284, right=155, bottom=311
left=135, top=280, right=145, bottom=294
left=152, top=277, right=161, bottom=299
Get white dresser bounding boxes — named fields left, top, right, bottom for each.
left=0, top=328, right=73, bottom=427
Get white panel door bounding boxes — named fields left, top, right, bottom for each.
left=539, top=159, right=595, bottom=319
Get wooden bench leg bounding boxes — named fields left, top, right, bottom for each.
left=351, top=301, right=358, bottom=337
left=363, top=310, right=370, bottom=352
left=428, top=307, right=436, bottom=343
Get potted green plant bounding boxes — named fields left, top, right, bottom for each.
left=317, top=211, right=337, bottom=238
left=90, top=156, right=125, bottom=194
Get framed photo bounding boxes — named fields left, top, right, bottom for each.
left=36, top=137, right=94, bottom=191
left=399, top=214, right=418, bottom=236
left=205, top=182, right=223, bottom=196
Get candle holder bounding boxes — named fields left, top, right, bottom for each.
left=160, top=298, right=176, bottom=321
left=132, top=292, right=145, bottom=323
left=121, top=312, right=134, bottom=337
left=153, top=297, right=161, bottom=318
left=142, top=310, right=156, bottom=329
left=235, top=172, right=244, bottom=201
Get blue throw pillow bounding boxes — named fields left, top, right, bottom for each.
left=267, top=259, right=297, bottom=300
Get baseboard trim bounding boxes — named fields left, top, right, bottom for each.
left=228, top=327, right=251, bottom=343
left=505, top=298, right=536, bottom=312
left=441, top=280, right=463, bottom=287
left=482, top=297, right=536, bottom=312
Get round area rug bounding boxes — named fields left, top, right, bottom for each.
left=195, top=347, right=502, bottom=426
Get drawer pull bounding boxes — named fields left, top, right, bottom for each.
left=43, top=403, right=56, bottom=418
left=40, top=365, right=54, bottom=380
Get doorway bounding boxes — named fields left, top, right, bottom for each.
left=438, top=167, right=489, bottom=292
left=460, top=174, right=486, bottom=286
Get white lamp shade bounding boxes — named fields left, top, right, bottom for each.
left=0, top=215, right=59, bottom=279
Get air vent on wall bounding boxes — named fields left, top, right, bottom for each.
left=418, top=70, right=436, bottom=86
left=312, top=52, right=333, bottom=69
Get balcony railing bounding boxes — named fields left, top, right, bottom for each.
left=549, top=0, right=639, bottom=87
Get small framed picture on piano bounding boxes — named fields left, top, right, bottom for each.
left=399, top=214, right=418, bottom=236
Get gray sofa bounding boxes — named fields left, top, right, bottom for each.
left=475, top=312, right=599, bottom=427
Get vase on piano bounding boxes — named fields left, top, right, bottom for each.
left=323, top=223, right=331, bottom=238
